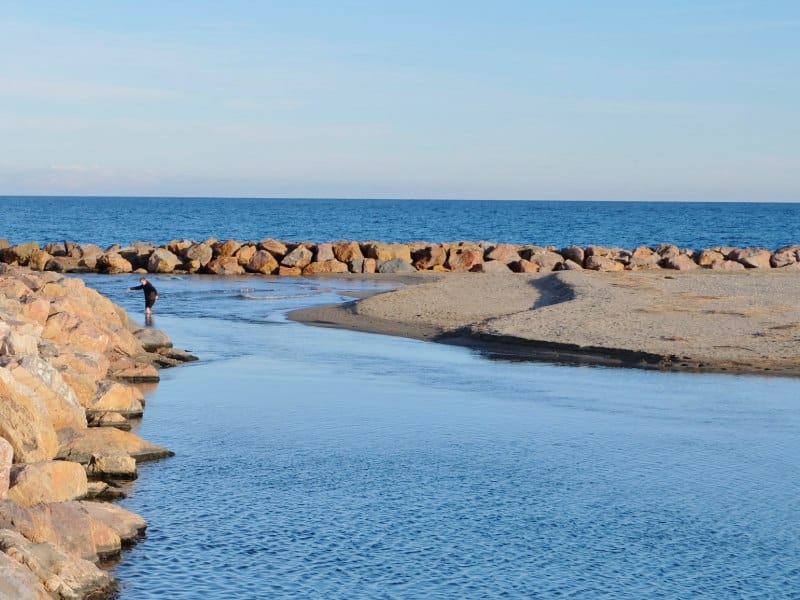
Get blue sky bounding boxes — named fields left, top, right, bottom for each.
left=0, top=1, right=797, bottom=200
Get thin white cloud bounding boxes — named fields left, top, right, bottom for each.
left=0, top=76, right=176, bottom=102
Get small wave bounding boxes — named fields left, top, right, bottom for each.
left=237, top=292, right=317, bottom=301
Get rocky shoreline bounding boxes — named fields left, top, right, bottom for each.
left=0, top=265, right=196, bottom=599
left=1, top=237, right=799, bottom=276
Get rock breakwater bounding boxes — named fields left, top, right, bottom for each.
left=0, top=265, right=196, bottom=599
left=1, top=238, right=799, bottom=277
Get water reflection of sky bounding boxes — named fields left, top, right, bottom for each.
left=76, top=274, right=800, bottom=598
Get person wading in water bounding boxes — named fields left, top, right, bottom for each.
left=128, top=277, right=159, bottom=321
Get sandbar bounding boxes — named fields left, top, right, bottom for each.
left=289, top=270, right=800, bottom=376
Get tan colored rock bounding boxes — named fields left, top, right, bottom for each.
left=133, top=328, right=172, bottom=352
left=45, top=256, right=81, bottom=273
left=0, top=541, right=52, bottom=600
left=0, top=319, right=41, bottom=357
left=771, top=245, right=800, bottom=268
left=709, top=259, right=746, bottom=271
left=97, top=252, right=133, bottom=274
left=214, top=239, right=241, bottom=258
left=485, top=244, right=520, bottom=264
left=183, top=242, right=213, bottom=267
left=16, top=501, right=122, bottom=561
left=656, top=243, right=680, bottom=258
left=412, top=245, right=446, bottom=270
left=27, top=249, right=52, bottom=272
left=7, top=461, right=88, bottom=506
left=258, top=238, right=288, bottom=259
left=362, top=242, right=412, bottom=263
left=246, top=250, right=279, bottom=274
left=0, top=437, right=11, bottom=499
left=79, top=501, right=145, bottom=543
left=333, top=241, right=363, bottom=263
left=509, top=259, right=539, bottom=273
left=363, top=258, right=377, bottom=274
left=205, top=257, right=245, bottom=275
left=446, top=244, right=483, bottom=271
left=86, top=381, right=144, bottom=418
left=0, top=241, right=40, bottom=266
left=315, top=243, right=335, bottom=262
left=107, top=357, right=159, bottom=383
left=8, top=356, right=87, bottom=431
left=697, top=249, right=724, bottom=268
left=471, top=260, right=511, bottom=273
left=57, top=427, right=173, bottom=464
left=526, top=251, right=563, bottom=272
left=561, top=259, right=584, bottom=270
left=585, top=255, right=625, bottom=271
left=278, top=265, right=302, bottom=277
left=0, top=369, right=58, bottom=463
left=88, top=412, right=131, bottom=430
left=584, top=245, right=616, bottom=258
left=303, top=260, right=349, bottom=275
left=147, top=248, right=181, bottom=273
left=86, top=454, right=137, bottom=481
left=281, top=245, right=314, bottom=269
left=662, top=254, right=698, bottom=270
left=0, top=527, right=115, bottom=600
left=729, top=247, right=772, bottom=269
left=560, top=245, right=584, bottom=265
left=234, top=244, right=256, bottom=266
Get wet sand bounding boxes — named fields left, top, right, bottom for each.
left=289, top=270, right=800, bottom=376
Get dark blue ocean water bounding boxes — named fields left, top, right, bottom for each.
left=2, top=196, right=799, bottom=249
left=77, top=274, right=800, bottom=599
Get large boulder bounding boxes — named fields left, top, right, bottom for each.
left=96, top=252, right=133, bottom=274
left=84, top=381, right=144, bottom=418
left=411, top=245, right=446, bottom=270
left=7, top=461, right=88, bottom=506
left=484, top=244, right=520, bottom=264
left=314, top=243, right=335, bottom=262
left=258, top=238, right=288, bottom=259
left=560, top=245, right=584, bottom=265
left=234, top=244, right=256, bottom=267
left=729, top=247, right=772, bottom=269
left=27, top=249, right=52, bottom=272
left=661, top=254, right=698, bottom=270
left=0, top=242, right=40, bottom=266
left=361, top=242, right=412, bottom=263
left=303, top=260, right=348, bottom=275
left=0, top=369, right=59, bottom=463
left=133, top=328, right=172, bottom=352
left=57, top=427, right=173, bottom=464
left=0, top=527, right=115, bottom=600
left=771, top=245, right=800, bottom=268
left=7, top=357, right=87, bottom=431
left=697, top=249, right=725, bottom=268
left=86, top=455, right=137, bottom=481
left=377, top=259, right=417, bottom=274
left=281, top=245, right=313, bottom=269
left=332, top=241, right=363, bottom=263
left=213, top=239, right=241, bottom=258
left=524, top=251, right=563, bottom=272
left=182, top=243, right=213, bottom=267
left=245, top=250, right=278, bottom=275
left=585, top=255, right=625, bottom=272
left=205, top=257, right=245, bottom=275
left=446, top=244, right=483, bottom=271
left=147, top=249, right=181, bottom=273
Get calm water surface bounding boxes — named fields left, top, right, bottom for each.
left=4, top=196, right=800, bottom=249
left=79, top=274, right=800, bottom=599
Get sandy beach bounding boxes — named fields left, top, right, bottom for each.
left=290, top=270, right=800, bottom=376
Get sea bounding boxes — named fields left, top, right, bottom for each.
left=1, top=196, right=799, bottom=249
left=4, top=197, right=800, bottom=598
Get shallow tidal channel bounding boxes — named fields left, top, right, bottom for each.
left=83, top=274, right=800, bottom=599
